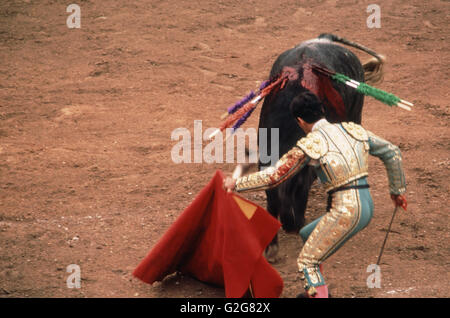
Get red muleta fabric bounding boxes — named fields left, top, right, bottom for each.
left=133, top=170, right=283, bottom=298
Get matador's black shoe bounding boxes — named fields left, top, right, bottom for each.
left=296, top=285, right=330, bottom=298
left=296, top=291, right=333, bottom=298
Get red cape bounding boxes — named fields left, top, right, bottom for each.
left=133, top=170, right=283, bottom=298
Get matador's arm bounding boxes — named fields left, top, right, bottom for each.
left=235, top=145, right=309, bottom=193
left=367, top=131, right=406, bottom=195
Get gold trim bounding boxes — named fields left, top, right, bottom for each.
left=235, top=147, right=307, bottom=192
left=342, top=122, right=369, bottom=141
left=307, top=286, right=317, bottom=296
left=296, top=131, right=328, bottom=160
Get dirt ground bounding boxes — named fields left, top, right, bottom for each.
left=0, top=0, right=449, bottom=298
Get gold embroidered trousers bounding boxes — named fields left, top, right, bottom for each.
left=297, top=178, right=374, bottom=291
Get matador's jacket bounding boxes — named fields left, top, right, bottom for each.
left=234, top=119, right=406, bottom=296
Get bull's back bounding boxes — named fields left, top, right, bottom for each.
left=270, top=40, right=364, bottom=81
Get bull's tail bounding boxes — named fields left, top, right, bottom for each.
left=318, top=33, right=385, bottom=84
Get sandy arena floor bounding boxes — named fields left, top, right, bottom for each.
left=0, top=0, right=449, bottom=298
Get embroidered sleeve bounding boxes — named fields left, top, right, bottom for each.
left=367, top=131, right=406, bottom=195
left=235, top=146, right=309, bottom=193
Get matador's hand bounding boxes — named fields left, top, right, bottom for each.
left=223, top=177, right=236, bottom=193
left=391, top=194, right=407, bottom=211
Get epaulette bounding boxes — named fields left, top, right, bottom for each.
left=296, top=131, right=328, bottom=160
left=341, top=122, right=369, bottom=142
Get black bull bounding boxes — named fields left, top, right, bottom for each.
left=238, top=34, right=385, bottom=260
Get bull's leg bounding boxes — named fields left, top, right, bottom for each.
left=264, top=167, right=316, bottom=263
left=280, top=167, right=316, bottom=232
left=265, top=237, right=279, bottom=264
left=264, top=187, right=282, bottom=263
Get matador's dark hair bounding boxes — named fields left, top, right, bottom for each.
left=289, top=91, right=326, bottom=124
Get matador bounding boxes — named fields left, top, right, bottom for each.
left=224, top=91, right=407, bottom=298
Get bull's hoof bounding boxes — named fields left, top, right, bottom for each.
left=264, top=243, right=279, bottom=264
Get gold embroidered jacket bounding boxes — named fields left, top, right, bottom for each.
left=235, top=120, right=406, bottom=195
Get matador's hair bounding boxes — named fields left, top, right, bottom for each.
left=289, top=91, right=326, bottom=124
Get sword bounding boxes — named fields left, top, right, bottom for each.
left=376, top=206, right=400, bottom=266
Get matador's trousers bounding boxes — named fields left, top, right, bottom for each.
left=297, top=177, right=374, bottom=291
